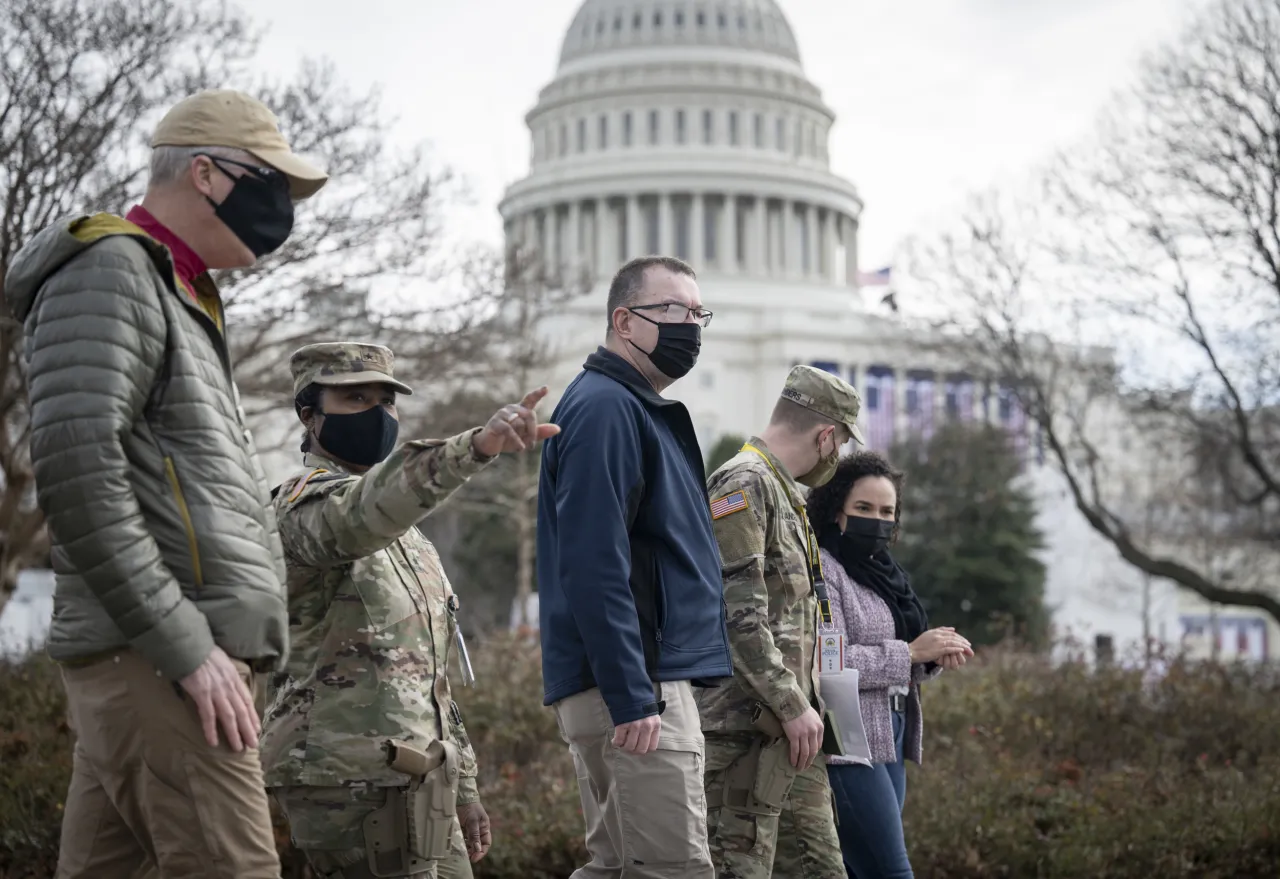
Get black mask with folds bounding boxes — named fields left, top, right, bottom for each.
left=626, top=310, right=701, bottom=379
left=818, top=517, right=928, bottom=643
left=202, top=154, right=294, bottom=257
left=839, top=515, right=894, bottom=559
left=316, top=405, right=399, bottom=468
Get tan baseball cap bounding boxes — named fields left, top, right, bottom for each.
left=290, top=342, right=413, bottom=398
left=152, top=89, right=328, bottom=199
left=781, top=365, right=866, bottom=445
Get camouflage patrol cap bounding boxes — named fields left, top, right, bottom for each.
left=780, top=365, right=865, bottom=445
left=290, top=342, right=413, bottom=398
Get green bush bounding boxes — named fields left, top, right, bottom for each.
left=0, top=659, right=69, bottom=879
left=3, top=638, right=1279, bottom=878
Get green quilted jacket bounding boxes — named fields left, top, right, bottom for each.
left=3, top=213, right=288, bottom=681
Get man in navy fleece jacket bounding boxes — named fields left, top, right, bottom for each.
left=537, top=255, right=731, bottom=879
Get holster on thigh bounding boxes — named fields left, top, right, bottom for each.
left=707, top=736, right=798, bottom=817
left=362, top=739, right=461, bottom=877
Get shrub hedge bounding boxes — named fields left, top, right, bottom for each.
left=3, top=635, right=1279, bottom=878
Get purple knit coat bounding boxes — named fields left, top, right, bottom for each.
left=820, top=548, right=941, bottom=766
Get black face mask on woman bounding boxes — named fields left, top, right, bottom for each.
left=626, top=310, right=702, bottom=379
left=841, top=515, right=895, bottom=558
left=202, top=154, right=295, bottom=257
left=316, top=405, right=399, bottom=468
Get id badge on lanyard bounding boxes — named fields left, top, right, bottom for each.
left=820, top=630, right=845, bottom=675
left=813, top=556, right=844, bottom=676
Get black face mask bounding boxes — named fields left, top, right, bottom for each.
left=203, top=155, right=294, bottom=257
left=841, top=515, right=895, bottom=559
left=316, top=405, right=399, bottom=468
left=627, top=310, right=701, bottom=379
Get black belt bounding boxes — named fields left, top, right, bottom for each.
left=889, top=693, right=907, bottom=714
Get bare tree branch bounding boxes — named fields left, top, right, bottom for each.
left=0, top=0, right=258, bottom=592
left=0, top=0, right=503, bottom=600
left=910, top=0, right=1280, bottom=624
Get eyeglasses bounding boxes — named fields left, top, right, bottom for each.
left=196, top=153, right=288, bottom=192
left=628, top=302, right=714, bottom=327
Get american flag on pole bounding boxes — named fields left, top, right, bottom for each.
left=863, top=367, right=897, bottom=450
left=856, top=266, right=892, bottom=286
left=906, top=372, right=936, bottom=442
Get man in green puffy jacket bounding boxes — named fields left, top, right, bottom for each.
left=2, top=90, right=326, bottom=878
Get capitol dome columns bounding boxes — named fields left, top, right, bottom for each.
left=750, top=197, right=767, bottom=274
left=626, top=196, right=643, bottom=261
left=689, top=194, right=705, bottom=271
left=546, top=206, right=560, bottom=278
left=567, top=201, right=582, bottom=275
left=594, top=198, right=611, bottom=277
left=823, top=210, right=841, bottom=282
left=720, top=196, right=739, bottom=274
left=507, top=195, right=860, bottom=285
left=658, top=194, right=674, bottom=255
left=842, top=213, right=859, bottom=286
left=805, top=204, right=819, bottom=278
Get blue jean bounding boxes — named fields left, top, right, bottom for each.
left=827, top=710, right=912, bottom=879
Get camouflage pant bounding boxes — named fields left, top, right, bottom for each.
left=704, top=736, right=844, bottom=879
left=273, top=786, right=473, bottom=879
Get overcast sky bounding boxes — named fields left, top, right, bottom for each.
left=250, top=0, right=1204, bottom=269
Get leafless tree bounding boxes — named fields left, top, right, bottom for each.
left=0, top=0, right=253, bottom=592
left=911, top=0, right=1280, bottom=622
left=0, top=0, right=495, bottom=598
left=417, top=249, right=585, bottom=631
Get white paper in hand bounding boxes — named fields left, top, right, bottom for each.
left=820, top=669, right=873, bottom=766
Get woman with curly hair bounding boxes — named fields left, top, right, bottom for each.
left=806, top=451, right=972, bottom=878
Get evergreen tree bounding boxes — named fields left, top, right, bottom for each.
left=706, top=433, right=746, bottom=474
left=890, top=421, right=1049, bottom=648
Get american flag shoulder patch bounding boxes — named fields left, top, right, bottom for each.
left=710, top=490, right=749, bottom=520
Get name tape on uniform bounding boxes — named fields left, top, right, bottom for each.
left=710, top=490, right=749, bottom=520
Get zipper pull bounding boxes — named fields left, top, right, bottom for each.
left=655, top=628, right=663, bottom=643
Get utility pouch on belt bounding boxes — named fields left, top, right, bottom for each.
left=751, top=735, right=798, bottom=808
left=750, top=703, right=798, bottom=809
left=363, top=739, right=461, bottom=878
left=715, top=703, right=800, bottom=815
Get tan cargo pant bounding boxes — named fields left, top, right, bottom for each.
left=273, top=785, right=474, bottom=879
left=554, top=681, right=714, bottom=879
left=54, top=649, right=279, bottom=879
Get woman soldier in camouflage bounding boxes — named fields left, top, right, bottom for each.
left=259, top=342, right=557, bottom=879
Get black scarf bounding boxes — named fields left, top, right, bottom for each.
left=819, top=522, right=928, bottom=643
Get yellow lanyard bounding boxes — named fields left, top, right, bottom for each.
left=742, top=443, right=833, bottom=624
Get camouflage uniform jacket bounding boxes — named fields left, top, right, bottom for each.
left=259, top=430, right=490, bottom=802
left=697, top=438, right=824, bottom=734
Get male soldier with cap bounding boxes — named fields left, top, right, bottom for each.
left=2, top=90, right=325, bottom=877
left=260, top=342, right=558, bottom=879
left=698, top=365, right=865, bottom=878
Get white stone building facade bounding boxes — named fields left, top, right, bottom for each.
left=495, top=0, right=1258, bottom=660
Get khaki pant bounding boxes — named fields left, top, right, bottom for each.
left=274, top=785, right=474, bottom=879
left=54, top=649, right=279, bottom=879
left=554, top=681, right=713, bottom=879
